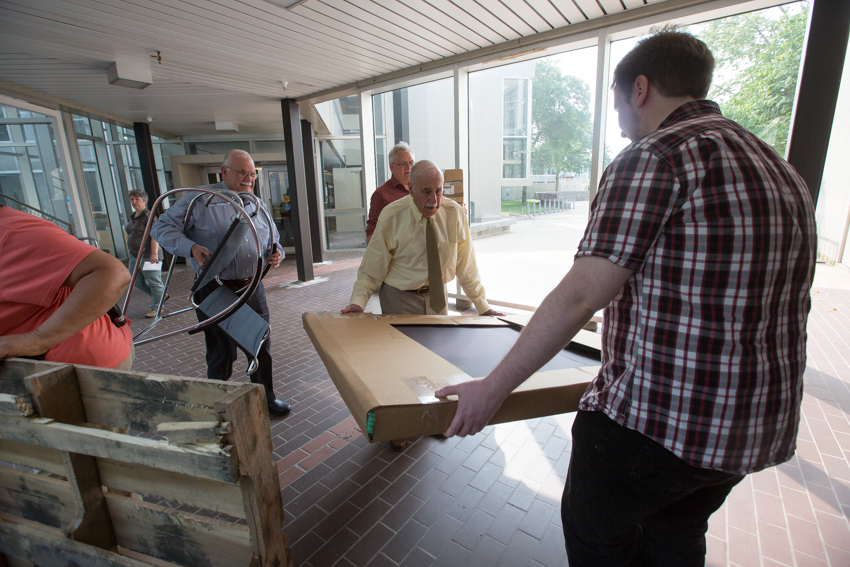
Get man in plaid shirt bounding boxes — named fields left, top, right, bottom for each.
left=437, top=30, right=816, bottom=565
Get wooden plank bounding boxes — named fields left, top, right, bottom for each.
left=0, top=439, right=64, bottom=476
left=25, top=362, right=117, bottom=550
left=0, top=394, right=33, bottom=417
left=217, top=385, right=290, bottom=567
left=0, top=416, right=238, bottom=483
left=0, top=466, right=74, bottom=530
left=24, top=364, right=85, bottom=424
left=156, top=421, right=232, bottom=445
left=0, top=359, right=65, bottom=393
left=0, top=513, right=151, bottom=567
left=105, top=493, right=254, bottom=567
left=62, top=452, right=117, bottom=550
left=72, top=366, right=254, bottom=432
left=97, top=459, right=246, bottom=520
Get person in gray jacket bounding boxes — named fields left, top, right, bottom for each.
left=152, top=149, right=291, bottom=416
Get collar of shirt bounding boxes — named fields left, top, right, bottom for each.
left=658, top=99, right=722, bottom=130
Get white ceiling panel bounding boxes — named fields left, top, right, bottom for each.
left=548, top=0, right=590, bottom=23
left=573, top=0, right=606, bottom=19
left=524, top=0, right=572, bottom=28
left=0, top=0, right=688, bottom=136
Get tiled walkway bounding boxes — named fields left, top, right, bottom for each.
left=127, top=255, right=850, bottom=567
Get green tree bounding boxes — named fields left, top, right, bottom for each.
left=696, top=2, right=809, bottom=156
left=531, top=60, right=593, bottom=191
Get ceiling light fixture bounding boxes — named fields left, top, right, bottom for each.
left=106, top=61, right=152, bottom=89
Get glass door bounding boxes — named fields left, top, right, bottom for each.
left=259, top=166, right=293, bottom=247
left=319, top=138, right=365, bottom=249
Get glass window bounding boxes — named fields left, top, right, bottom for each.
left=0, top=104, right=72, bottom=231
left=372, top=77, right=456, bottom=185
left=186, top=141, right=250, bottom=155
left=469, top=46, right=597, bottom=306
left=253, top=140, right=287, bottom=153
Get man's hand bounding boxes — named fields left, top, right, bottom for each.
left=0, top=331, right=50, bottom=360
left=341, top=304, right=364, bottom=314
left=480, top=309, right=505, bottom=316
left=435, top=377, right=508, bottom=437
left=268, top=248, right=283, bottom=268
left=191, top=243, right=212, bottom=267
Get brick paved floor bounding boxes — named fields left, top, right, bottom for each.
left=127, top=256, right=850, bottom=567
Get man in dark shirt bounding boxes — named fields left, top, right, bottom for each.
left=365, top=142, right=415, bottom=243
left=125, top=189, right=166, bottom=318
left=437, top=31, right=816, bottom=566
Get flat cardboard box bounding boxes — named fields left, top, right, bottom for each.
left=303, top=312, right=600, bottom=442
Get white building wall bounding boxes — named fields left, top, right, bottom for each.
left=469, top=61, right=535, bottom=222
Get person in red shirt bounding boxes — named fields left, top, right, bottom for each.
left=0, top=205, right=134, bottom=369
left=365, top=142, right=415, bottom=243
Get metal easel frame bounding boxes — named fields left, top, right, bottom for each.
left=123, top=188, right=275, bottom=351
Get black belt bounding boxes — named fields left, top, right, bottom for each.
left=221, top=278, right=252, bottom=286
left=405, top=285, right=429, bottom=294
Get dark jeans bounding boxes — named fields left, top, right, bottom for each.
left=194, top=279, right=276, bottom=402
left=562, top=411, right=744, bottom=567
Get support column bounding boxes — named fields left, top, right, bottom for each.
left=132, top=122, right=161, bottom=203
left=301, top=119, right=323, bottom=263
left=589, top=28, right=612, bottom=209
left=281, top=98, right=314, bottom=281
left=786, top=0, right=850, bottom=205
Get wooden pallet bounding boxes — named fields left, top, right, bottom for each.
left=0, top=359, right=291, bottom=567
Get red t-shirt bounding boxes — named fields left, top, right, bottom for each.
left=0, top=207, right=132, bottom=368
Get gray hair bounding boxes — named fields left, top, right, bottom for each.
left=388, top=142, right=414, bottom=164
left=409, top=160, right=443, bottom=191
left=128, top=189, right=148, bottom=201
left=223, top=149, right=252, bottom=168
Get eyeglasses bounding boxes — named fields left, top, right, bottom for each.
left=391, top=161, right=415, bottom=169
left=226, top=166, right=258, bottom=179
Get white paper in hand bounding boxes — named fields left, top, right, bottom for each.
left=142, top=261, right=162, bottom=272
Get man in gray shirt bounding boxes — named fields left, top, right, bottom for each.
left=152, top=149, right=291, bottom=416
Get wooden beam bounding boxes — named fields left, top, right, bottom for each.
left=156, top=421, right=232, bottom=445
left=0, top=466, right=74, bottom=530
left=0, top=416, right=238, bottom=483
left=105, top=493, right=253, bottom=567
left=0, top=513, right=152, bottom=567
left=216, top=385, right=291, bottom=567
left=24, top=364, right=117, bottom=550
left=73, top=367, right=253, bottom=433
left=97, top=460, right=246, bottom=520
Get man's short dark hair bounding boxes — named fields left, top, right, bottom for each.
left=129, top=189, right=148, bottom=201
left=612, top=30, right=714, bottom=100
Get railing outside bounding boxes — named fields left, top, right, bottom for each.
left=0, top=192, right=75, bottom=236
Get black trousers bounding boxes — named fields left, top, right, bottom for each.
left=194, top=279, right=276, bottom=402
left=562, top=410, right=744, bottom=567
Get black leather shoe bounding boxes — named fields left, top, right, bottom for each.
left=267, top=399, right=291, bottom=417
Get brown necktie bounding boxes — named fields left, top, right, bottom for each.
left=426, top=218, right=446, bottom=314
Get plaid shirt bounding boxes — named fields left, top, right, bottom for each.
left=576, top=100, right=816, bottom=474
